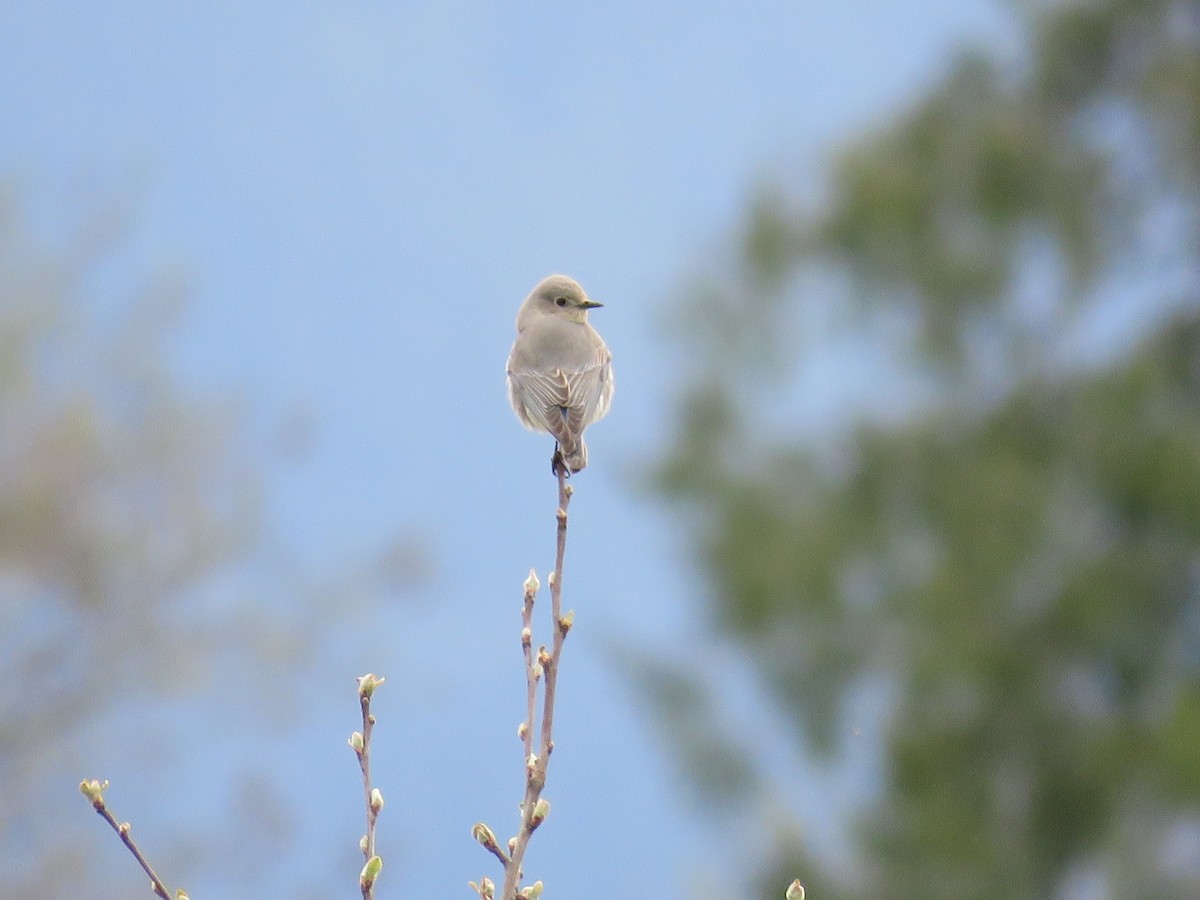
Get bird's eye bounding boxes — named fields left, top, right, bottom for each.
left=554, top=297, right=568, bottom=307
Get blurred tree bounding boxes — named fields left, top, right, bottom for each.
left=0, top=187, right=269, bottom=895
left=649, top=1, right=1200, bottom=898
left=0, top=187, right=421, bottom=898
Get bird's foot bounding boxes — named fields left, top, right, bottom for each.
left=551, top=446, right=574, bottom=479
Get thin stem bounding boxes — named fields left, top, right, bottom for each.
left=521, top=580, right=537, bottom=766
left=360, top=691, right=378, bottom=864
left=81, top=784, right=173, bottom=899
left=354, top=674, right=385, bottom=899
left=500, top=467, right=573, bottom=900
left=541, top=468, right=571, bottom=757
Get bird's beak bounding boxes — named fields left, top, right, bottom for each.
left=581, top=299, right=603, bottom=309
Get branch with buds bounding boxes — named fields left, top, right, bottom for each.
left=472, top=467, right=576, bottom=900
left=350, top=673, right=386, bottom=898
left=78, top=779, right=187, bottom=900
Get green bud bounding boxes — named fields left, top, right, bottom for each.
left=359, top=855, right=382, bottom=888
left=349, top=731, right=364, bottom=753
left=357, top=673, right=385, bottom=699
left=370, top=788, right=384, bottom=812
left=471, top=822, right=499, bottom=851
left=785, top=879, right=805, bottom=900
left=78, top=779, right=110, bottom=802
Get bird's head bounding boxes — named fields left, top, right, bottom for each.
left=519, top=274, right=603, bottom=327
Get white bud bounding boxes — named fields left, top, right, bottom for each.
left=523, top=569, right=540, bottom=595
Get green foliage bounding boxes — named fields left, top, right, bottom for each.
left=650, top=1, right=1200, bottom=896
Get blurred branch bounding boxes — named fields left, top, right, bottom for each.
left=473, top=468, right=575, bottom=900
left=350, top=674, right=386, bottom=899
left=78, top=779, right=186, bottom=900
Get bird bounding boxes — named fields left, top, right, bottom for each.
left=506, top=274, right=613, bottom=476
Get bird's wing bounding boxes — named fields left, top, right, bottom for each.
left=564, top=348, right=613, bottom=431
left=508, top=366, right=574, bottom=444
left=509, top=345, right=612, bottom=450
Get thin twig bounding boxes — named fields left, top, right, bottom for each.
left=499, top=467, right=573, bottom=900
left=541, top=468, right=572, bottom=761
left=78, top=779, right=179, bottom=900
left=521, top=571, right=537, bottom=768
left=351, top=674, right=385, bottom=899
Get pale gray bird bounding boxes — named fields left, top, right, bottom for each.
left=507, top=274, right=613, bottom=475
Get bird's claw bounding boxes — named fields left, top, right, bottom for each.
left=551, top=446, right=574, bottom=479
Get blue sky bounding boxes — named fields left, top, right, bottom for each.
left=1, top=2, right=1012, bottom=896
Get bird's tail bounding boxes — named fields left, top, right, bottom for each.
left=560, top=438, right=588, bottom=475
